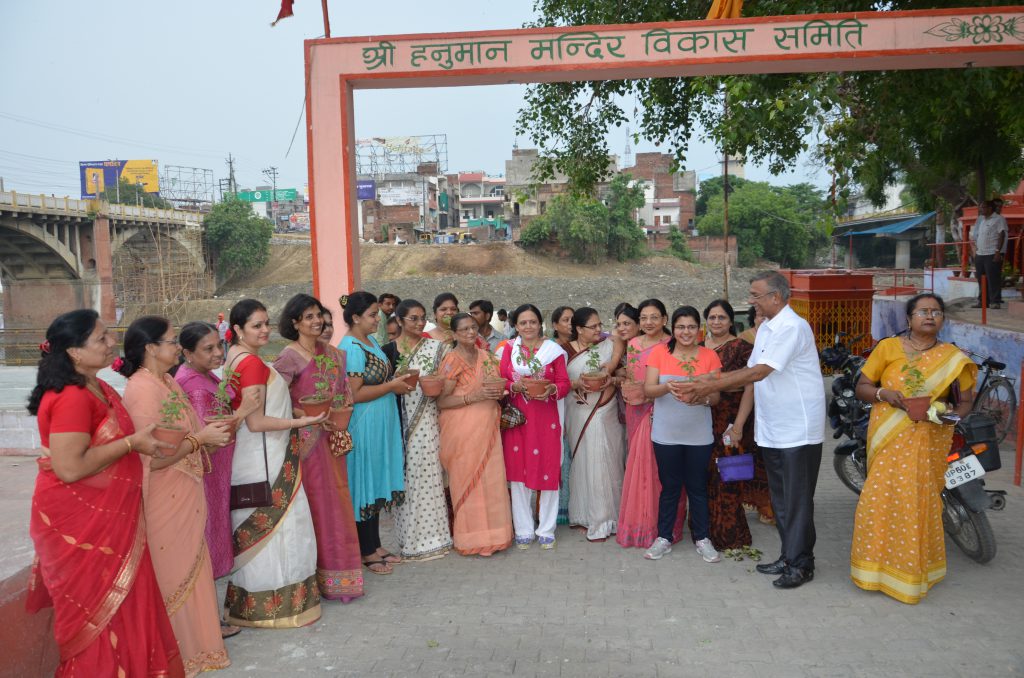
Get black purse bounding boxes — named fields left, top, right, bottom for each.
left=228, top=352, right=273, bottom=510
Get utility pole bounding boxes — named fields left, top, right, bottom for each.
left=263, top=166, right=279, bottom=226
left=226, top=154, right=238, bottom=196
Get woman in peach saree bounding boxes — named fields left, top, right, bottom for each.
left=120, top=316, right=234, bottom=676
left=436, top=314, right=513, bottom=556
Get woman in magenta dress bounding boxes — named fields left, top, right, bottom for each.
left=616, top=299, right=687, bottom=548
left=274, top=293, right=364, bottom=601
left=500, top=303, right=571, bottom=550
left=175, top=321, right=237, bottom=580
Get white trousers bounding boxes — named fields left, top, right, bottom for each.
left=510, top=481, right=559, bottom=540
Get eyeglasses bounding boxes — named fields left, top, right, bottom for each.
left=911, top=309, right=944, bottom=318
left=155, top=337, right=179, bottom=345
left=582, top=323, right=603, bottom=331
left=403, top=315, right=426, bottom=323
left=748, top=290, right=777, bottom=301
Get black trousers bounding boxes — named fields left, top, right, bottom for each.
left=974, top=254, right=1002, bottom=304
left=761, top=443, right=822, bottom=572
left=653, top=442, right=713, bottom=542
left=356, top=514, right=381, bottom=557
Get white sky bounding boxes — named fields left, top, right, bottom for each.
left=0, top=0, right=824, bottom=198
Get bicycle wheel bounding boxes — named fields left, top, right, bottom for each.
left=974, top=377, right=1017, bottom=445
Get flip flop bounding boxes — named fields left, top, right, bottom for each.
left=220, top=621, right=241, bottom=638
left=362, top=558, right=393, bottom=575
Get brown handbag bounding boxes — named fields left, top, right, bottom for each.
left=228, top=352, right=273, bottom=510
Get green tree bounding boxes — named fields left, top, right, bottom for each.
left=695, top=175, right=751, bottom=218
left=203, top=198, right=274, bottom=281
left=667, top=224, right=693, bottom=261
left=520, top=173, right=646, bottom=263
left=517, top=1, right=1024, bottom=212
left=102, top=179, right=172, bottom=209
left=696, top=181, right=816, bottom=267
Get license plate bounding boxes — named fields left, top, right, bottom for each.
left=945, top=454, right=986, bottom=489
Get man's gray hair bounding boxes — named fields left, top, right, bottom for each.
left=751, top=270, right=791, bottom=303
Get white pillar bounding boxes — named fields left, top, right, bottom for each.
left=895, top=240, right=911, bottom=270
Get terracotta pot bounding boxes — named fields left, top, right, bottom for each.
left=620, top=380, right=646, bottom=406
left=522, top=377, right=551, bottom=399
left=397, top=368, right=420, bottom=389
left=153, top=425, right=187, bottom=450
left=581, top=371, right=608, bottom=393
left=203, top=414, right=238, bottom=444
left=299, top=395, right=332, bottom=418
left=419, top=374, right=445, bottom=397
left=329, top=405, right=353, bottom=430
left=483, top=376, right=506, bottom=389
left=903, top=395, right=932, bottom=422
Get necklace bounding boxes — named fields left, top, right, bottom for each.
left=84, top=380, right=108, bottom=405
left=906, top=335, right=939, bottom=352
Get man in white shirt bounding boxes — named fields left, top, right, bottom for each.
left=970, top=200, right=1007, bottom=309
left=677, top=270, right=825, bottom=589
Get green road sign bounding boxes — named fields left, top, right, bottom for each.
left=235, top=188, right=298, bottom=202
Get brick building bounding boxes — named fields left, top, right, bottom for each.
left=619, top=152, right=697, bottom=235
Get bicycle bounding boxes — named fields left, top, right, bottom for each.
left=959, top=348, right=1018, bottom=446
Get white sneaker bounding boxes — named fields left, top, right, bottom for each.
left=644, top=537, right=672, bottom=560
left=695, top=538, right=721, bottom=563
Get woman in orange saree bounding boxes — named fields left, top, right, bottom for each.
left=120, top=316, right=234, bottom=676
left=851, top=294, right=976, bottom=604
left=436, top=314, right=513, bottom=556
left=27, top=309, right=184, bottom=677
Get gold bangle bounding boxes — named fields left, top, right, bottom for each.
left=124, top=436, right=132, bottom=454
left=185, top=434, right=201, bottom=455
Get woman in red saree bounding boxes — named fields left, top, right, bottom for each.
left=26, top=309, right=184, bottom=677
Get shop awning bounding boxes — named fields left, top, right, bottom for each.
left=843, top=211, right=935, bottom=236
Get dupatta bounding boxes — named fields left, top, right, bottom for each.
left=27, top=381, right=147, bottom=662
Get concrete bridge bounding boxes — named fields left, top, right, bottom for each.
left=0, top=191, right=208, bottom=328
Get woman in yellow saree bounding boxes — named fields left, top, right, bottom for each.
left=851, top=294, right=976, bottom=604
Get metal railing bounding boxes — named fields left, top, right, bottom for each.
left=0, top=191, right=203, bottom=226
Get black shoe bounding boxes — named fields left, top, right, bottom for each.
left=773, top=567, right=814, bottom=589
left=756, top=558, right=786, bottom=575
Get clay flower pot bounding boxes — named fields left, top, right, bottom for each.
left=419, top=374, right=445, bottom=397
left=299, top=395, right=332, bottom=418
left=328, top=405, right=353, bottom=430
left=581, top=371, right=609, bottom=393
left=397, top=369, right=420, bottom=389
left=522, top=377, right=551, bottom=399
left=903, top=395, right=933, bottom=422
left=620, top=380, right=646, bottom=406
left=153, top=425, right=187, bottom=451
left=203, top=414, right=238, bottom=443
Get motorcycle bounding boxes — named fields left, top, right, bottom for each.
left=825, top=336, right=1006, bottom=564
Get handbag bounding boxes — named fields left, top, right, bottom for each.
left=228, top=352, right=273, bottom=510
left=499, top=397, right=526, bottom=430
left=716, top=450, right=755, bottom=483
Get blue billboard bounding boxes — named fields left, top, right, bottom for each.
left=356, top=179, right=376, bottom=200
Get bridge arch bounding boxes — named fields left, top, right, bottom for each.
left=0, top=218, right=82, bottom=282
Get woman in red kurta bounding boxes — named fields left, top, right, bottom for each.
left=27, top=309, right=184, bottom=677
left=500, top=304, right=570, bottom=549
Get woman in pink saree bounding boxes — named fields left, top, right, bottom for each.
left=119, top=315, right=234, bottom=676
left=175, top=321, right=237, bottom=580
left=274, top=294, right=364, bottom=601
left=436, top=313, right=513, bottom=556
left=617, top=299, right=686, bottom=548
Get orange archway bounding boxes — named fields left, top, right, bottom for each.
left=304, top=7, right=1024, bottom=324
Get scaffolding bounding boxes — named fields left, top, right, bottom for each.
left=159, top=165, right=215, bottom=212
left=112, top=225, right=212, bottom=320
left=355, top=134, right=448, bottom=177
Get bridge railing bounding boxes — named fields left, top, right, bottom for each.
left=0, top=191, right=203, bottom=226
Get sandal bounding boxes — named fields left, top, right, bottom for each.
left=220, top=621, right=241, bottom=639
left=362, top=558, right=393, bottom=575
left=376, top=550, right=402, bottom=565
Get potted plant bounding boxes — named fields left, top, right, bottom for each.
left=516, top=347, right=550, bottom=399
left=580, top=344, right=608, bottom=392
left=900, top=359, right=931, bottom=422
left=620, top=345, right=646, bottom=405
left=483, top=353, right=506, bottom=390
left=299, top=354, right=335, bottom=417
left=394, top=352, right=420, bottom=389
left=155, top=390, right=190, bottom=449
left=204, top=367, right=239, bottom=442
left=418, top=355, right=445, bottom=398
left=328, top=391, right=353, bottom=430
